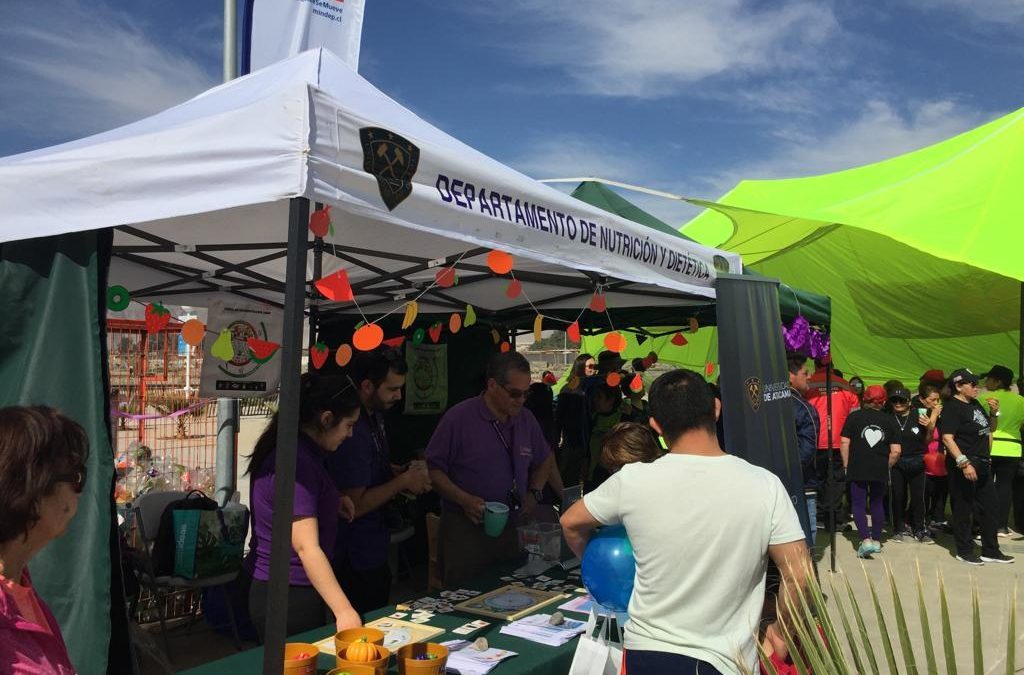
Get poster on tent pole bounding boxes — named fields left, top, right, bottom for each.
left=404, top=343, right=447, bottom=415
left=715, top=274, right=810, bottom=539
left=247, top=0, right=365, bottom=73
left=199, top=297, right=283, bottom=397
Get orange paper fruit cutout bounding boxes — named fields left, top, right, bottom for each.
left=499, top=341, right=511, bottom=353
left=353, top=323, right=384, bottom=351
left=671, top=332, right=688, bottom=346
left=589, top=292, right=606, bottom=313
left=566, top=321, right=581, bottom=344
left=335, top=343, right=353, bottom=367
left=309, top=206, right=331, bottom=238
left=629, top=373, right=644, bottom=393
left=181, top=319, right=206, bottom=346
left=314, top=268, right=354, bottom=302
left=435, top=267, right=457, bottom=288
left=603, top=331, right=627, bottom=353
left=505, top=279, right=522, bottom=299
left=689, top=317, right=700, bottom=334
left=487, top=250, right=514, bottom=275
left=428, top=323, right=443, bottom=343
left=605, top=372, right=622, bottom=387
left=533, top=314, right=543, bottom=343
left=310, top=342, right=329, bottom=370
left=449, top=312, right=462, bottom=334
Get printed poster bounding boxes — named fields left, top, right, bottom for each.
left=404, top=343, right=447, bottom=415
left=199, top=297, right=283, bottom=397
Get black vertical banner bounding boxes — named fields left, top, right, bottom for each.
left=715, top=274, right=809, bottom=538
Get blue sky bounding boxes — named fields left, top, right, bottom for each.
left=1, top=0, right=1021, bottom=225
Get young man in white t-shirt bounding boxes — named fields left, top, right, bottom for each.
left=561, top=368, right=809, bottom=675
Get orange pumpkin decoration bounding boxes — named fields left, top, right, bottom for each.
left=345, top=637, right=378, bottom=662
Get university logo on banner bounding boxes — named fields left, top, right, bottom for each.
left=745, top=377, right=762, bottom=412
left=247, top=0, right=366, bottom=72
left=360, top=127, right=420, bottom=211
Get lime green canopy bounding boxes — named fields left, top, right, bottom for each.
left=682, top=107, right=1024, bottom=384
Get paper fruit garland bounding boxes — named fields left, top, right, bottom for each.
left=383, top=336, right=405, bottom=348
left=449, top=312, right=462, bottom=334
left=353, top=323, right=384, bottom=351
left=487, top=250, right=514, bottom=275
left=335, top=343, right=353, bottom=367
left=181, top=319, right=206, bottom=346
left=106, top=285, right=130, bottom=311
left=435, top=267, right=457, bottom=288
left=533, top=314, right=543, bottom=343
left=309, top=206, right=332, bottom=238
left=401, top=301, right=419, bottom=330
left=491, top=329, right=501, bottom=344
left=499, top=341, right=511, bottom=353
left=505, top=279, right=522, bottom=299
left=246, top=337, right=280, bottom=363
left=310, top=342, right=329, bottom=369
left=605, top=372, right=622, bottom=387
left=144, top=302, right=171, bottom=334
left=412, top=328, right=426, bottom=345
left=589, top=292, right=606, bottom=313
left=210, top=329, right=235, bottom=362
left=603, top=331, right=627, bottom=353
left=315, top=269, right=354, bottom=302
left=428, top=322, right=443, bottom=343
left=464, top=304, right=477, bottom=327
left=567, top=321, right=581, bottom=344
left=629, top=373, right=644, bottom=393
left=671, top=332, right=688, bottom=346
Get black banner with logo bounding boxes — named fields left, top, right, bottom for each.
left=715, top=274, right=809, bottom=538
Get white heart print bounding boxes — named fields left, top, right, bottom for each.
left=863, top=426, right=884, bottom=447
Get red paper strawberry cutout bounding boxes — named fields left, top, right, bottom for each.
left=247, top=337, right=281, bottom=363
left=144, top=302, right=171, bottom=334
left=506, top=279, right=522, bottom=299
left=671, top=332, right=688, bottom=346
left=309, top=207, right=331, bottom=238
left=314, top=269, right=354, bottom=302
left=428, top=323, right=443, bottom=343
left=310, top=342, right=329, bottom=370
left=566, top=321, right=581, bottom=343
left=589, top=293, right=606, bottom=313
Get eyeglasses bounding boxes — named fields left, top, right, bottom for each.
left=502, top=385, right=528, bottom=400
left=59, top=470, right=86, bottom=494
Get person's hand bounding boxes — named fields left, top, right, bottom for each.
left=335, top=606, right=362, bottom=632
left=918, top=413, right=930, bottom=426
left=765, top=622, right=789, bottom=661
left=400, top=465, right=432, bottom=495
left=519, top=493, right=538, bottom=523
left=339, top=495, right=356, bottom=522
left=460, top=494, right=486, bottom=524
left=963, top=463, right=978, bottom=482
left=987, top=398, right=1000, bottom=415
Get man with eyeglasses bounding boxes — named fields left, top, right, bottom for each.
left=426, top=351, right=556, bottom=587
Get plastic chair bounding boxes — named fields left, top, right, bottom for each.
left=129, top=490, right=246, bottom=657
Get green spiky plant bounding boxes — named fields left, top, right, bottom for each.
left=739, top=562, right=1019, bottom=675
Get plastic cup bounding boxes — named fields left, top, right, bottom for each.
left=918, top=408, right=928, bottom=418
left=483, top=501, right=509, bottom=537
left=283, top=643, right=319, bottom=674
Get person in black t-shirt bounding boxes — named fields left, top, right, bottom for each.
left=938, top=368, right=1011, bottom=566
left=887, top=387, right=932, bottom=543
left=841, top=385, right=901, bottom=558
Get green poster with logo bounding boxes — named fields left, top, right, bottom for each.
left=405, top=343, right=448, bottom=415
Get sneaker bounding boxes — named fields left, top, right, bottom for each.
left=890, top=534, right=905, bottom=543
left=902, top=524, right=913, bottom=536
left=980, top=553, right=1014, bottom=564
left=998, top=528, right=1012, bottom=538
left=857, top=541, right=874, bottom=559
left=957, top=554, right=985, bottom=566
left=916, top=532, right=935, bottom=544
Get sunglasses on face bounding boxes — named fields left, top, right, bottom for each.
left=502, top=385, right=528, bottom=400
left=584, top=364, right=597, bottom=372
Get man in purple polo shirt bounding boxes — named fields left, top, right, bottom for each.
left=427, top=351, right=556, bottom=587
left=326, top=347, right=432, bottom=615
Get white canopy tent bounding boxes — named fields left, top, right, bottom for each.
left=0, top=49, right=743, bottom=673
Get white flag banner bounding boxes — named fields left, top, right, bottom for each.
left=199, top=297, right=283, bottom=397
left=248, top=0, right=365, bottom=72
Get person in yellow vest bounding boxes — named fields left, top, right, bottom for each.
left=979, top=365, right=1024, bottom=537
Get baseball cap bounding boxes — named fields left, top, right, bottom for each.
left=981, top=365, right=1014, bottom=387
left=863, top=385, right=887, bottom=404
left=920, top=369, right=945, bottom=384
left=888, top=387, right=912, bottom=402
left=949, top=368, right=979, bottom=387
left=597, top=350, right=626, bottom=374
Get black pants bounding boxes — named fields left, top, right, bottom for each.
left=991, top=456, right=1019, bottom=530
left=926, top=475, right=949, bottom=523
left=335, top=560, right=392, bottom=617
left=248, top=579, right=329, bottom=643
left=948, top=457, right=1000, bottom=558
left=891, top=456, right=926, bottom=535
left=624, top=650, right=723, bottom=675
left=815, top=451, right=848, bottom=525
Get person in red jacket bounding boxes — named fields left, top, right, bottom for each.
left=806, top=360, right=860, bottom=531
left=0, top=406, right=87, bottom=675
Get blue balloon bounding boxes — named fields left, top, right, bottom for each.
left=581, top=524, right=635, bottom=612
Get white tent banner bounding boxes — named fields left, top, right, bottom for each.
left=249, top=0, right=365, bottom=72
left=199, top=297, right=283, bottom=396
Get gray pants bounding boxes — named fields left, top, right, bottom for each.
left=439, top=508, right=519, bottom=589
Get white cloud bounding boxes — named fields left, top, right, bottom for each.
left=0, top=0, right=216, bottom=151
left=471, top=0, right=838, bottom=99
left=911, top=0, right=1024, bottom=24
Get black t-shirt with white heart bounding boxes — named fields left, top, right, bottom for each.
left=938, top=396, right=991, bottom=459
left=893, top=411, right=927, bottom=457
left=841, top=408, right=900, bottom=482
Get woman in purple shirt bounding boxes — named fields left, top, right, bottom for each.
left=246, top=373, right=362, bottom=639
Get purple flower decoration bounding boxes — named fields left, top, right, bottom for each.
left=809, top=330, right=831, bottom=359
left=783, top=315, right=811, bottom=353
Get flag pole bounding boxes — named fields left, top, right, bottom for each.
left=224, top=0, right=238, bottom=83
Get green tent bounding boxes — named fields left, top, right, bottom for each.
left=681, top=107, right=1024, bottom=385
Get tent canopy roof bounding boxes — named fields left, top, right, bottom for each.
left=0, top=49, right=741, bottom=328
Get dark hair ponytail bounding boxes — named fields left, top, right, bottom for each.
left=246, top=372, right=361, bottom=475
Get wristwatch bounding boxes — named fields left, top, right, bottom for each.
left=529, top=488, right=545, bottom=503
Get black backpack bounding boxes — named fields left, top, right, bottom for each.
left=151, top=490, right=218, bottom=577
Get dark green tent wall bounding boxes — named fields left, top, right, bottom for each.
left=0, top=231, right=131, bottom=674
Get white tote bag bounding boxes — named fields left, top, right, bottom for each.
left=568, top=609, right=624, bottom=675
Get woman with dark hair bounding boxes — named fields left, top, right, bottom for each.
left=246, top=373, right=364, bottom=639
left=918, top=384, right=948, bottom=529
left=555, top=353, right=596, bottom=486
left=0, top=406, right=88, bottom=674
left=887, top=387, right=931, bottom=543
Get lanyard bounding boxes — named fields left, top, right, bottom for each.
left=491, top=420, right=519, bottom=495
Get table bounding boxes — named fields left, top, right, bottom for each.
left=180, top=558, right=584, bottom=675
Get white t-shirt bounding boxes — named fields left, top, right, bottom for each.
left=583, top=453, right=805, bottom=675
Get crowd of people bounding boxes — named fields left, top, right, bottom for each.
left=787, top=358, right=1024, bottom=565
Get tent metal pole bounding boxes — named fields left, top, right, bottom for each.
left=826, top=362, right=836, bottom=573
left=262, top=197, right=309, bottom=675
left=223, top=0, right=238, bottom=83
left=309, top=203, right=323, bottom=350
